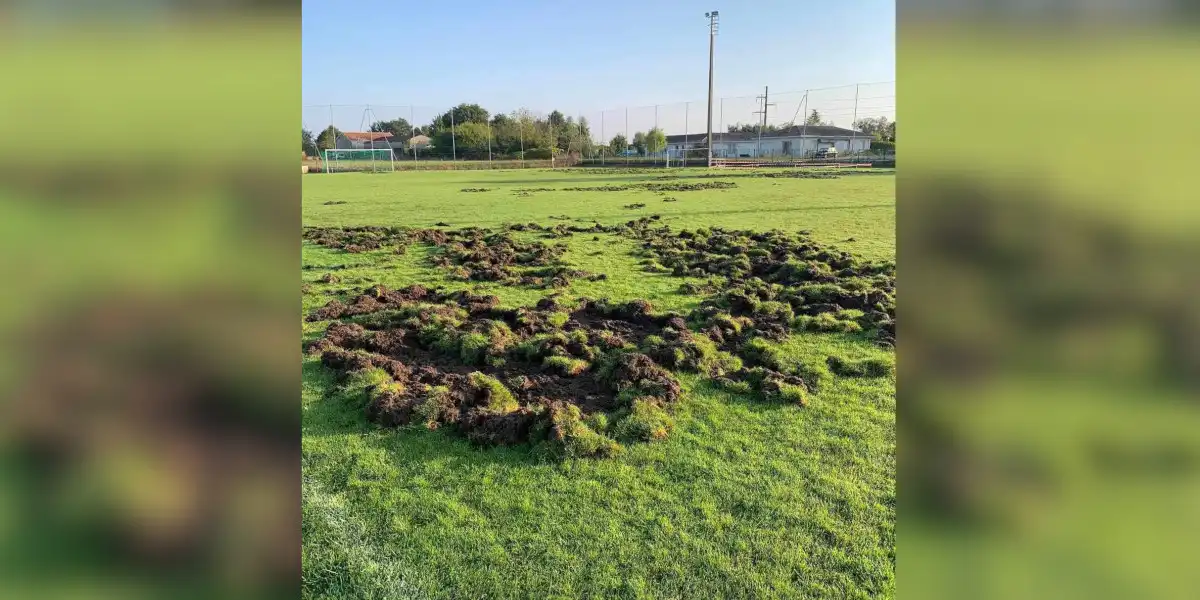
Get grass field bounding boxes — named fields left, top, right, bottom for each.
left=302, top=168, right=896, bottom=599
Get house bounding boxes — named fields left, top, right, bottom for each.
left=407, top=134, right=432, bottom=151
left=664, top=125, right=875, bottom=158
left=334, top=131, right=395, bottom=152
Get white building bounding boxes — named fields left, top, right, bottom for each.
left=664, top=125, right=875, bottom=158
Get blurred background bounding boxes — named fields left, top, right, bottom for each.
left=900, top=1, right=1200, bottom=599
left=0, top=1, right=299, bottom=599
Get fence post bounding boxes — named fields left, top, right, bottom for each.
left=450, top=108, right=457, bottom=163
left=410, top=106, right=418, bottom=164
left=654, top=105, right=659, bottom=167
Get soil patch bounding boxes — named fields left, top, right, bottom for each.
left=306, top=289, right=728, bottom=454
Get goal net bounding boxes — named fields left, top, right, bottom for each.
left=321, top=148, right=395, bottom=173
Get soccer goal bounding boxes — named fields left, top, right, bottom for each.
left=321, top=148, right=395, bottom=173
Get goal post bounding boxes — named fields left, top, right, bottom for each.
left=321, top=148, right=395, bottom=173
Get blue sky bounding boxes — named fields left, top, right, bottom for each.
left=303, top=0, right=894, bottom=133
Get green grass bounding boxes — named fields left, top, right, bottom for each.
left=302, top=168, right=895, bottom=599
left=303, top=168, right=895, bottom=260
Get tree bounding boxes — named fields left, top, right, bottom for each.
left=804, top=110, right=830, bottom=127
left=430, top=103, right=490, bottom=134
left=609, top=134, right=628, bottom=155
left=727, top=122, right=784, bottom=135
left=852, top=116, right=894, bottom=141
left=433, top=121, right=491, bottom=159
left=645, top=127, right=667, bottom=154
left=370, top=118, right=414, bottom=140
left=548, top=110, right=565, bottom=127
left=316, top=125, right=342, bottom=150
left=631, top=131, right=646, bottom=156
left=302, top=128, right=317, bottom=156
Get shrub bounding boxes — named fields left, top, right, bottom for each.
left=827, top=355, right=894, bottom=378
left=523, top=147, right=553, bottom=160
left=870, top=139, right=895, bottom=153
left=613, top=397, right=673, bottom=441
left=551, top=404, right=621, bottom=458
left=543, top=355, right=589, bottom=376
left=467, top=372, right=518, bottom=414
left=458, top=332, right=491, bottom=365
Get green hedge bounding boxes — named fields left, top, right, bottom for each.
left=870, top=140, right=896, bottom=153
left=521, top=148, right=553, bottom=160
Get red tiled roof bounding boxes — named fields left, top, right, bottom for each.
left=342, top=131, right=393, bottom=142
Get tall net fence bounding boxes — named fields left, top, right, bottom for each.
left=302, top=80, right=894, bottom=170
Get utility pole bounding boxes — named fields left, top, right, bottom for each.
left=850, top=83, right=860, bottom=155
left=753, top=85, right=775, bottom=158
left=705, top=10, right=719, bottom=167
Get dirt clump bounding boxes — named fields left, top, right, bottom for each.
left=309, top=291, right=696, bottom=456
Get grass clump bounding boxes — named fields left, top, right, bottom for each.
left=467, top=372, right=518, bottom=414
left=755, top=300, right=795, bottom=322
left=742, top=338, right=786, bottom=370
left=585, top=412, right=609, bottom=433
left=550, top=404, right=621, bottom=458
left=547, top=311, right=571, bottom=328
left=775, top=382, right=809, bottom=406
left=413, top=385, right=453, bottom=429
left=794, top=313, right=863, bottom=333
left=827, top=355, right=894, bottom=378
left=543, top=355, right=590, bottom=376
left=485, top=320, right=516, bottom=349
left=458, top=332, right=491, bottom=365
left=342, top=367, right=402, bottom=405
left=717, top=378, right=754, bottom=395
left=419, top=323, right=463, bottom=354
left=794, top=360, right=834, bottom=391
left=690, top=334, right=743, bottom=376
left=613, top=397, right=674, bottom=441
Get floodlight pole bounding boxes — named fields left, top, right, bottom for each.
left=705, top=10, right=719, bottom=167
